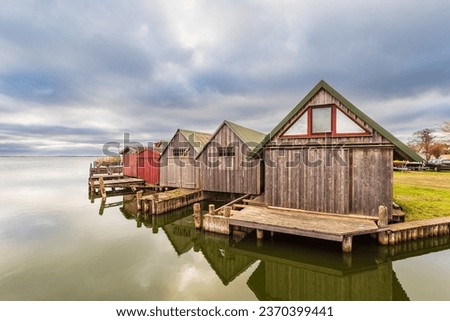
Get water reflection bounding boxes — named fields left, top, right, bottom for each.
left=97, top=194, right=450, bottom=301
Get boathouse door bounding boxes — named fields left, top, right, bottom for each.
left=166, top=156, right=196, bottom=188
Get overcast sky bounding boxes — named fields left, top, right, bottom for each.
left=1, top=0, right=449, bottom=155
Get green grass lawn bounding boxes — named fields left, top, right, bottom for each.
left=393, top=171, right=450, bottom=221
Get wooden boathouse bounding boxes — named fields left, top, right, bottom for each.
left=254, top=80, right=422, bottom=218
left=159, top=129, right=211, bottom=189
left=196, top=120, right=265, bottom=195
left=137, top=147, right=160, bottom=185
left=120, top=146, right=160, bottom=184
left=121, top=146, right=141, bottom=178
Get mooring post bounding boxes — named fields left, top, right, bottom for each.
left=99, top=200, right=106, bottom=216
left=136, top=190, right=143, bottom=211
left=377, top=205, right=389, bottom=245
left=209, top=204, right=215, bottom=216
left=99, top=177, right=106, bottom=200
left=193, top=203, right=202, bottom=229
left=89, top=177, right=95, bottom=193
left=342, top=235, right=352, bottom=253
left=224, top=206, right=231, bottom=217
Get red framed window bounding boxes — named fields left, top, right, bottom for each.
left=282, top=105, right=369, bottom=138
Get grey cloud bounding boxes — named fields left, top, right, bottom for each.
left=0, top=1, right=449, bottom=155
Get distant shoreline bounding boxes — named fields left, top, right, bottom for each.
left=0, top=155, right=99, bottom=157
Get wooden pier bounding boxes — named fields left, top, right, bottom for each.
left=89, top=169, right=145, bottom=200
left=90, top=177, right=145, bottom=193
left=228, top=206, right=381, bottom=252
left=89, top=164, right=123, bottom=176
left=137, top=188, right=204, bottom=215
left=197, top=200, right=450, bottom=253
left=386, top=217, right=450, bottom=245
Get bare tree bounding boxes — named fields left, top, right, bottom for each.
left=430, top=143, right=445, bottom=159
left=410, top=128, right=435, bottom=161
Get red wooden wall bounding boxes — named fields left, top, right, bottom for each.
left=123, top=152, right=138, bottom=177
left=137, top=148, right=160, bottom=184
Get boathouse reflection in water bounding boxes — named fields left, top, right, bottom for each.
left=114, top=194, right=450, bottom=301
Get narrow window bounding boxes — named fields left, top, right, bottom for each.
left=173, top=148, right=189, bottom=157
left=284, top=112, right=308, bottom=135
left=218, top=147, right=235, bottom=157
left=312, top=107, right=332, bottom=133
left=335, top=109, right=366, bottom=134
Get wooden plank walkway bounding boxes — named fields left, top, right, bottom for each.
left=138, top=188, right=204, bottom=215
left=229, top=206, right=380, bottom=246
left=92, top=177, right=145, bottom=188
left=89, top=176, right=145, bottom=200
left=90, top=173, right=124, bottom=180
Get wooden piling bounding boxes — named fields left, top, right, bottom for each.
left=342, top=236, right=352, bottom=253
left=208, top=204, right=215, bottom=216
left=418, top=228, right=424, bottom=238
left=136, top=191, right=143, bottom=211
left=143, top=200, right=149, bottom=214
left=412, top=228, right=418, bottom=240
left=89, top=177, right=95, bottom=193
left=378, top=232, right=389, bottom=245
left=433, top=226, right=439, bottom=237
left=99, top=177, right=106, bottom=200
left=256, top=229, right=264, bottom=240
left=193, top=203, right=202, bottom=229
left=388, top=232, right=396, bottom=245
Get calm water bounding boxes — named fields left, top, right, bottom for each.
left=1, top=157, right=450, bottom=301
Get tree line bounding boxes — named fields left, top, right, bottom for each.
left=408, top=121, right=450, bottom=161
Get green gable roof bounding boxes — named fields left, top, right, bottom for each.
left=159, top=129, right=212, bottom=157
left=196, top=120, right=266, bottom=158
left=254, top=80, right=423, bottom=162
left=179, top=129, right=212, bottom=154
left=224, top=120, right=266, bottom=148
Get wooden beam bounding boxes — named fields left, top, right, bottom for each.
left=267, top=206, right=379, bottom=221
left=229, top=219, right=343, bottom=242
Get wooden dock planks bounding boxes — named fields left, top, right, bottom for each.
left=92, top=178, right=145, bottom=188
left=229, top=206, right=380, bottom=242
left=139, top=188, right=204, bottom=215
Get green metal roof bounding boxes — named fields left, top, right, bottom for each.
left=196, top=120, right=266, bottom=158
left=159, top=129, right=212, bottom=157
left=179, top=129, right=212, bottom=154
left=253, top=80, right=423, bottom=162
left=224, top=120, right=266, bottom=149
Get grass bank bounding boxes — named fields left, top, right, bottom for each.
left=393, top=171, right=450, bottom=221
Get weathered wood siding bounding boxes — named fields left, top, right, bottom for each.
left=199, top=124, right=262, bottom=194
left=265, top=147, right=392, bottom=216
left=265, top=88, right=393, bottom=217
left=159, top=131, right=198, bottom=188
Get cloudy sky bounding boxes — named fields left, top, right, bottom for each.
left=1, top=0, right=449, bottom=155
